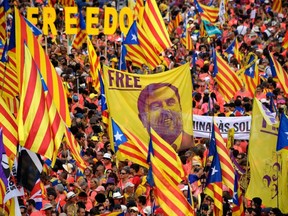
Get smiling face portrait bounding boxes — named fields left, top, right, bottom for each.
left=138, top=83, right=184, bottom=148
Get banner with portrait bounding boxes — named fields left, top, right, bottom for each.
left=103, top=63, right=193, bottom=152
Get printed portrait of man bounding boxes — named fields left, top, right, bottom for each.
left=137, top=83, right=193, bottom=151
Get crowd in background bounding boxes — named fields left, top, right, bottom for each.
left=6, top=0, right=288, bottom=215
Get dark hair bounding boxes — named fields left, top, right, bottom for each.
left=27, top=199, right=36, bottom=207
left=130, top=163, right=140, bottom=173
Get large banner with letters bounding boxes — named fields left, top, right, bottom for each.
left=193, top=115, right=251, bottom=139
left=103, top=63, right=193, bottom=151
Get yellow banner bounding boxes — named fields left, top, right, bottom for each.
left=103, top=63, right=193, bottom=152
left=246, top=99, right=288, bottom=213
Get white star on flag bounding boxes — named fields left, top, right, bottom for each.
left=285, top=132, right=288, bottom=139
left=233, top=191, right=238, bottom=200
left=114, top=131, right=123, bottom=141
left=131, top=34, right=137, bottom=41
left=102, top=94, right=106, bottom=104
left=211, top=166, right=218, bottom=176
left=249, top=67, right=254, bottom=74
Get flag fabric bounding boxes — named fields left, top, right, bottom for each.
left=64, top=127, right=87, bottom=172
left=212, top=123, right=235, bottom=193
left=208, top=123, right=234, bottom=195
left=142, top=0, right=172, bottom=54
left=205, top=141, right=223, bottom=214
left=218, top=0, right=225, bottom=25
left=111, top=118, right=128, bottom=153
left=30, top=179, right=43, bottom=210
left=0, top=0, right=9, bottom=40
left=0, top=128, right=8, bottom=208
left=87, top=36, right=101, bottom=93
left=181, top=29, right=194, bottom=51
left=232, top=172, right=244, bottom=216
left=123, top=21, right=139, bottom=45
left=119, top=45, right=127, bottom=71
left=125, top=21, right=161, bottom=70
left=24, top=17, right=42, bottom=37
left=0, top=62, right=18, bottom=99
left=100, top=212, right=125, bottom=216
left=225, top=38, right=242, bottom=63
left=112, top=123, right=148, bottom=168
left=272, top=0, right=282, bottom=13
left=103, top=63, right=193, bottom=152
left=17, top=148, right=42, bottom=192
left=98, top=70, right=109, bottom=125
left=59, top=0, right=75, bottom=6
left=203, top=20, right=221, bottom=36
left=246, top=99, right=288, bottom=214
left=18, top=45, right=65, bottom=160
left=194, top=0, right=219, bottom=23
left=2, top=96, right=19, bottom=116
left=135, top=23, right=161, bottom=70
left=276, top=114, right=288, bottom=151
left=15, top=8, right=71, bottom=126
left=213, top=50, right=242, bottom=101
left=0, top=38, right=8, bottom=62
left=268, top=52, right=288, bottom=95
left=282, top=30, right=288, bottom=50
left=150, top=152, right=194, bottom=216
left=0, top=96, right=18, bottom=158
left=72, top=6, right=87, bottom=49
left=242, top=53, right=259, bottom=96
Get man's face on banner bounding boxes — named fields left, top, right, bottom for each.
left=139, top=84, right=183, bottom=144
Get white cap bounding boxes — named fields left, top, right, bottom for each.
left=113, top=192, right=123, bottom=199
left=103, top=153, right=112, bottom=160
left=66, top=191, right=76, bottom=200
left=124, top=182, right=135, bottom=189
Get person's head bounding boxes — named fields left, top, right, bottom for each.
left=77, top=206, right=86, bottom=216
left=252, top=197, right=262, bottom=209
left=269, top=208, right=282, bottom=216
left=20, top=206, right=27, bottom=216
left=128, top=206, right=139, bottom=216
left=138, top=83, right=183, bottom=145
left=27, top=199, right=36, bottom=211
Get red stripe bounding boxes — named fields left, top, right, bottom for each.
left=152, top=164, right=192, bottom=215
left=144, top=0, right=171, bottom=51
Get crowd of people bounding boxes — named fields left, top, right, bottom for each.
left=6, top=0, right=288, bottom=215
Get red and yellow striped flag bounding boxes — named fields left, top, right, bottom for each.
left=269, top=52, right=288, bottom=95
left=173, top=12, right=183, bottom=28
left=18, top=45, right=65, bottom=161
left=0, top=62, right=18, bottom=99
left=214, top=123, right=235, bottom=193
left=59, top=0, right=75, bottom=6
left=150, top=154, right=194, bottom=216
left=117, top=140, right=148, bottom=168
left=64, top=127, right=88, bottom=172
left=282, top=30, right=288, bottom=50
left=87, top=36, right=101, bottom=93
left=137, top=23, right=161, bottom=70
left=272, top=0, right=282, bottom=13
left=215, top=52, right=242, bottom=101
left=119, top=126, right=185, bottom=183
left=0, top=96, right=18, bottom=159
left=2, top=96, right=19, bottom=116
left=142, top=0, right=172, bottom=54
left=15, top=8, right=71, bottom=126
left=234, top=38, right=242, bottom=64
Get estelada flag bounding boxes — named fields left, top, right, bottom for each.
left=103, top=63, right=193, bottom=153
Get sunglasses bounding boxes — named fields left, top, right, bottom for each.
left=120, top=172, right=126, bottom=175
left=99, top=208, right=105, bottom=211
